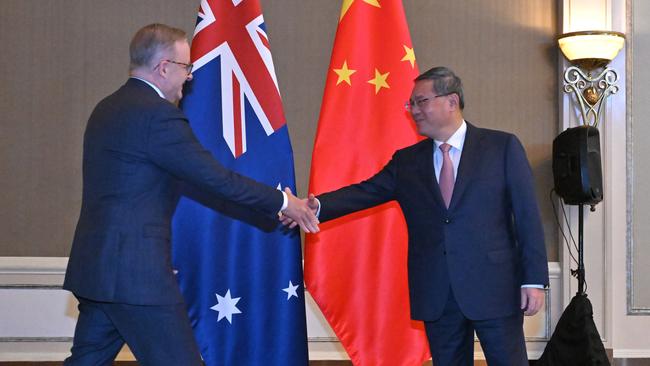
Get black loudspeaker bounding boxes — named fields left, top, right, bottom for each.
left=552, top=126, right=603, bottom=205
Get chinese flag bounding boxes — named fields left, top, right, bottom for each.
left=304, top=1, right=430, bottom=365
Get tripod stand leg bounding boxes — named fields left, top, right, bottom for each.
left=578, top=204, right=585, bottom=295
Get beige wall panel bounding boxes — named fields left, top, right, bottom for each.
left=0, top=0, right=558, bottom=260
left=0, top=1, right=197, bottom=256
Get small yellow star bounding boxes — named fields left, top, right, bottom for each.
left=333, top=61, right=356, bottom=86
left=401, top=45, right=416, bottom=68
left=340, top=0, right=381, bottom=21
left=368, top=68, right=390, bottom=94
left=363, top=0, right=381, bottom=6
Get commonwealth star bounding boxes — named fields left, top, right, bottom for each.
left=211, top=289, right=242, bottom=324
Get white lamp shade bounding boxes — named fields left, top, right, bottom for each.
left=558, top=31, right=625, bottom=63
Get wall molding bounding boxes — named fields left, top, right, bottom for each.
left=0, top=257, right=560, bottom=361
left=613, top=349, right=650, bottom=358
left=626, top=0, right=650, bottom=316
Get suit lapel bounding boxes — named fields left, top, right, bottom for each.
left=417, top=139, right=447, bottom=209
left=448, top=122, right=484, bottom=211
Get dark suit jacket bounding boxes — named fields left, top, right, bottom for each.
left=318, top=122, right=549, bottom=321
left=63, top=79, right=283, bottom=305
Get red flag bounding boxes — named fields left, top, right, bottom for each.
left=304, top=1, right=430, bottom=365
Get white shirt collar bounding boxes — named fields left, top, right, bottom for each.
left=130, top=77, right=165, bottom=99
left=434, top=120, right=467, bottom=151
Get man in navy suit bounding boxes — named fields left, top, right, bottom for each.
left=63, top=23, right=318, bottom=366
left=304, top=67, right=549, bottom=365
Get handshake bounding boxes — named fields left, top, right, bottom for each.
left=279, top=188, right=320, bottom=233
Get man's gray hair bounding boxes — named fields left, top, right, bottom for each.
left=415, top=66, right=464, bottom=110
left=129, top=23, right=187, bottom=71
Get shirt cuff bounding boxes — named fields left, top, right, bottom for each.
left=280, top=191, right=288, bottom=212
left=521, top=284, right=545, bottom=289
left=314, top=198, right=321, bottom=218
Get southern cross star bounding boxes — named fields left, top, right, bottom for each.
left=282, top=281, right=300, bottom=300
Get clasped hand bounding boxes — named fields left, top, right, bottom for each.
left=279, top=188, right=320, bottom=233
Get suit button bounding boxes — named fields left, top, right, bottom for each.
left=443, top=250, right=447, bottom=255
left=444, top=218, right=451, bottom=224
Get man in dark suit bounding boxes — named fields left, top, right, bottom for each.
left=63, top=23, right=318, bottom=366
left=305, top=67, right=549, bottom=365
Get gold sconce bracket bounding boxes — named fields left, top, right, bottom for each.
left=563, top=66, right=619, bottom=128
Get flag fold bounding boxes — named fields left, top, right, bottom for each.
left=305, top=0, right=430, bottom=365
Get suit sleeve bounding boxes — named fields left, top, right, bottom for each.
left=318, top=154, right=399, bottom=222
left=505, top=135, right=550, bottom=286
left=145, top=107, right=283, bottom=217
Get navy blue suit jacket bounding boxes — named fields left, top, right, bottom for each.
left=318, top=122, right=549, bottom=321
left=64, top=79, right=283, bottom=305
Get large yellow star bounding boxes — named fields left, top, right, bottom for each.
left=401, top=45, right=416, bottom=68
left=340, top=0, right=381, bottom=21
left=368, top=68, right=390, bottom=94
left=333, top=61, right=356, bottom=86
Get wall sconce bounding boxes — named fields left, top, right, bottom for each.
left=558, top=31, right=625, bottom=127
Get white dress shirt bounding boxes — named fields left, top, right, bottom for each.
left=433, top=120, right=467, bottom=183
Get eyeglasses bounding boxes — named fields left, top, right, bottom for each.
left=405, top=92, right=454, bottom=112
left=161, top=59, right=193, bottom=74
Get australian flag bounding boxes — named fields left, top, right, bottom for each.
left=171, top=0, right=308, bottom=365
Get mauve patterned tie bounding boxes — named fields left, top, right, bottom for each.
left=439, top=143, right=454, bottom=208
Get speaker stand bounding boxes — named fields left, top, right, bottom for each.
left=578, top=204, right=585, bottom=295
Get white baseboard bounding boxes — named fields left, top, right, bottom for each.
left=613, top=349, right=650, bottom=358
left=0, top=342, right=136, bottom=362
left=0, top=257, right=560, bottom=361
